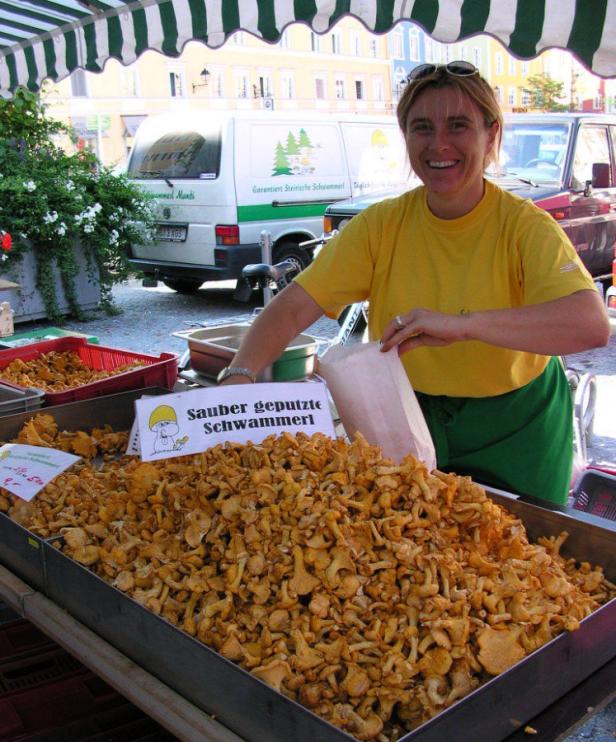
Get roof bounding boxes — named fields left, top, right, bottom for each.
left=1, top=1, right=616, bottom=98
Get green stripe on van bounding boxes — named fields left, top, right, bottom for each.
left=237, top=203, right=328, bottom=222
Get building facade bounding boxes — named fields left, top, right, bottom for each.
left=42, top=18, right=608, bottom=168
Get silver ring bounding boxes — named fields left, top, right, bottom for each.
left=394, top=315, right=405, bottom=330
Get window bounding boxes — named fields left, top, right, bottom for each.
left=127, top=126, right=222, bottom=179
left=355, top=80, right=364, bottom=100
left=335, top=78, right=345, bottom=99
left=522, top=61, right=529, bottom=75
left=121, top=69, right=139, bottom=97
left=459, top=45, right=468, bottom=61
left=392, top=30, right=403, bottom=58
left=509, top=56, right=517, bottom=75
left=508, top=87, right=516, bottom=106
left=350, top=32, right=361, bottom=56
left=425, top=39, right=434, bottom=63
left=369, top=38, right=377, bottom=57
left=236, top=73, right=249, bottom=99
left=472, top=47, right=481, bottom=67
left=281, top=71, right=295, bottom=99
left=572, top=126, right=611, bottom=189
left=315, top=77, right=326, bottom=99
left=212, top=70, right=224, bottom=98
left=70, top=69, right=88, bottom=97
left=331, top=32, right=342, bottom=54
left=521, top=90, right=531, bottom=106
left=257, top=75, right=272, bottom=98
left=495, top=53, right=503, bottom=75
left=311, top=32, right=320, bottom=52
left=409, top=30, right=419, bottom=61
left=278, top=30, right=289, bottom=49
left=444, top=45, right=451, bottom=63
left=373, top=76, right=384, bottom=102
left=169, top=71, right=184, bottom=97
left=231, top=31, right=244, bottom=45
left=494, top=86, right=502, bottom=103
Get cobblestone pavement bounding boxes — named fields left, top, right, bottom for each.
left=22, top=278, right=616, bottom=739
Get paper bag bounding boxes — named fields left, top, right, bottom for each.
left=317, top=342, right=436, bottom=469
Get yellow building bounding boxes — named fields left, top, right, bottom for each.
left=43, top=18, right=392, bottom=167
left=487, top=42, right=542, bottom=112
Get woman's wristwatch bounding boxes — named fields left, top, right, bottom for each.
left=216, top=366, right=257, bottom=384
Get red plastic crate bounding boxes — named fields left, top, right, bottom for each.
left=0, top=337, right=178, bottom=405
left=0, top=672, right=120, bottom=738
left=0, top=647, right=84, bottom=694
left=0, top=620, right=54, bottom=662
left=10, top=702, right=177, bottom=741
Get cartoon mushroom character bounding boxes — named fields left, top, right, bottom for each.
left=149, top=404, right=180, bottom=453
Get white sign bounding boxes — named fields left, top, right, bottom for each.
left=135, top=382, right=336, bottom=462
left=0, top=444, right=80, bottom=501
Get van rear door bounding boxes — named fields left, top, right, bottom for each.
left=339, top=119, right=416, bottom=196
left=128, top=117, right=237, bottom=279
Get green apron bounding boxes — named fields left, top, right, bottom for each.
left=416, top=357, right=572, bottom=505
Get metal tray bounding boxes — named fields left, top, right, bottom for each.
left=176, top=324, right=320, bottom=382
left=0, top=398, right=614, bottom=740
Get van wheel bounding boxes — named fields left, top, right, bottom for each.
left=162, top=279, right=203, bottom=294
left=273, top=243, right=311, bottom=279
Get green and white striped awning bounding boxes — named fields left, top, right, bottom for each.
left=2, top=0, right=616, bottom=98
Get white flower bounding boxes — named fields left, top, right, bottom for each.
left=23, top=180, right=36, bottom=192
left=109, top=229, right=119, bottom=246
left=57, top=222, right=67, bottom=236
left=0, top=254, right=7, bottom=262
left=43, top=211, right=58, bottom=224
left=65, top=180, right=75, bottom=192
left=83, top=223, right=94, bottom=234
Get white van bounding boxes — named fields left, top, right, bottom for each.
left=127, top=111, right=413, bottom=293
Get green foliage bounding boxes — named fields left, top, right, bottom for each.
left=521, top=74, right=568, bottom=112
left=0, top=89, right=155, bottom=323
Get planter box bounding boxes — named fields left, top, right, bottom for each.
left=0, top=245, right=101, bottom=323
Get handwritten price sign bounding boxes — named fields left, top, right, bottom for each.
left=0, top=444, right=80, bottom=501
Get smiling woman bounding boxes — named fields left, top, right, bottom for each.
left=222, top=61, right=610, bottom=507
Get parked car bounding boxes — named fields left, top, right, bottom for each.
left=322, top=113, right=616, bottom=288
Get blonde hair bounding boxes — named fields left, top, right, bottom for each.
left=397, top=67, right=503, bottom=166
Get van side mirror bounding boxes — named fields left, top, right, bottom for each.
left=592, top=162, right=610, bottom=188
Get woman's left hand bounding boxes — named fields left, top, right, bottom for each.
left=380, top=308, right=469, bottom=354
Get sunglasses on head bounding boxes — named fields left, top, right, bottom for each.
left=406, top=61, right=479, bottom=82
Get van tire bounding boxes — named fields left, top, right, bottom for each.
left=162, top=279, right=203, bottom=294
left=273, top=242, right=311, bottom=279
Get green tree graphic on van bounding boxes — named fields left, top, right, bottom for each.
left=272, top=129, right=318, bottom=176
left=272, top=142, right=292, bottom=175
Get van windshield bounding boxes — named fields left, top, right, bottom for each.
left=487, top=122, right=571, bottom=184
left=127, top=126, right=222, bottom=179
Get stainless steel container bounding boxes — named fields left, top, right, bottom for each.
left=177, top=324, right=320, bottom=381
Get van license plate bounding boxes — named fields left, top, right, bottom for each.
left=157, top=225, right=187, bottom=242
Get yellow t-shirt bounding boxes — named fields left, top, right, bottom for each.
left=295, top=179, right=597, bottom=397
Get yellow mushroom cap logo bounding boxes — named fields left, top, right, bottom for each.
left=149, top=405, right=177, bottom=428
